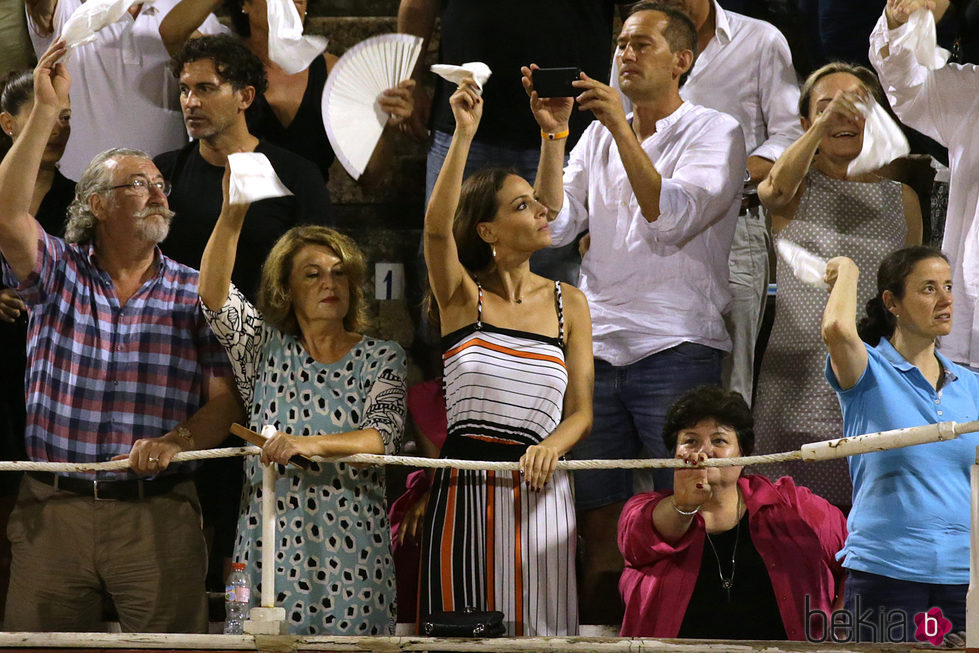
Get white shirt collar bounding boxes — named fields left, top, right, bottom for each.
left=712, top=0, right=732, bottom=46
left=655, top=100, right=696, bottom=133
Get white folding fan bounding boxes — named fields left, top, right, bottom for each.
left=322, top=33, right=423, bottom=180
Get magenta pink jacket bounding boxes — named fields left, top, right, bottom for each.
left=618, top=475, right=847, bottom=640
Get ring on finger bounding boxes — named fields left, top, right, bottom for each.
left=147, top=457, right=159, bottom=463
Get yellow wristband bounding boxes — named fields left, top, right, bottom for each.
left=542, top=128, right=570, bottom=141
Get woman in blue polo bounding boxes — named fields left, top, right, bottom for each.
left=821, top=246, right=979, bottom=643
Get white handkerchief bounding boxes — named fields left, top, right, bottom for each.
left=430, top=62, right=492, bottom=93
left=776, top=240, right=829, bottom=290
left=227, top=152, right=293, bottom=205
left=847, top=98, right=909, bottom=176
left=266, top=0, right=328, bottom=75
left=60, top=0, right=148, bottom=49
left=893, top=9, right=951, bottom=70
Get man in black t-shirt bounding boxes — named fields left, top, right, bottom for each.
left=155, top=34, right=331, bottom=302
left=398, top=0, right=631, bottom=286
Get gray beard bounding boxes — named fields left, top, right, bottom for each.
left=134, top=206, right=175, bottom=244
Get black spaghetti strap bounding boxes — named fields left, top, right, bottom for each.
left=475, top=280, right=483, bottom=330
left=554, top=281, right=565, bottom=347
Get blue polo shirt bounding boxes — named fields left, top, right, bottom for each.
left=826, top=339, right=979, bottom=584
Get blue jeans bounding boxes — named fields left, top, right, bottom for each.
left=571, top=343, right=723, bottom=510
left=422, top=130, right=581, bottom=286
left=843, top=569, right=966, bottom=643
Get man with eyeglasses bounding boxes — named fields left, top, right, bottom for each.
left=0, top=40, right=242, bottom=633
left=156, top=34, right=331, bottom=302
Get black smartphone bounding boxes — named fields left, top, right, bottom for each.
left=532, top=67, right=582, bottom=98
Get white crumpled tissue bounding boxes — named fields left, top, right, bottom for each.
left=847, top=97, right=910, bottom=176
left=430, top=62, right=492, bottom=93
left=227, top=152, right=293, bottom=205
left=59, top=0, right=146, bottom=50
left=266, top=0, right=328, bottom=75
left=776, top=240, right=829, bottom=290
left=893, top=8, right=951, bottom=70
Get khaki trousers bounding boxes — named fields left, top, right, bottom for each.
left=4, top=474, right=208, bottom=632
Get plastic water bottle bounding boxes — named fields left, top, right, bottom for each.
left=223, top=562, right=250, bottom=634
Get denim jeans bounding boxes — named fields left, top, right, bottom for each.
left=571, top=342, right=723, bottom=510
left=421, top=130, right=581, bottom=287
left=843, top=569, right=966, bottom=643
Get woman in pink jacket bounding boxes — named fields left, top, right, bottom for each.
left=618, top=386, right=846, bottom=640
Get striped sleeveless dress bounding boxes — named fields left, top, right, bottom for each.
left=418, top=281, right=578, bottom=636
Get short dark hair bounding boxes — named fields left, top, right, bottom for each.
left=170, top=34, right=268, bottom=95
left=662, top=385, right=755, bottom=456
left=858, top=246, right=949, bottom=345
left=626, top=2, right=699, bottom=86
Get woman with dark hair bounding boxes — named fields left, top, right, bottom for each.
left=0, top=67, right=72, bottom=495
left=821, top=247, right=979, bottom=642
left=198, top=174, right=407, bottom=635
left=159, top=0, right=413, bottom=184
left=752, top=61, right=921, bottom=508
left=618, top=385, right=847, bottom=640
left=417, top=79, right=593, bottom=636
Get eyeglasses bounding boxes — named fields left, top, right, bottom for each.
left=106, top=177, right=172, bottom=197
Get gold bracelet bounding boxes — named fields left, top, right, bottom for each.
left=542, top=128, right=570, bottom=141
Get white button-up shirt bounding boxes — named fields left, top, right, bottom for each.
left=869, top=12, right=979, bottom=366
left=680, top=1, right=802, bottom=163
left=27, top=0, right=227, bottom=180
left=550, top=102, right=746, bottom=366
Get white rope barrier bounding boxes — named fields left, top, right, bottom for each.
left=0, top=419, right=973, bottom=474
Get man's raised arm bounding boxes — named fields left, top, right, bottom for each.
left=0, top=39, right=68, bottom=280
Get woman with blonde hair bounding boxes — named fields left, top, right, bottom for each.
left=753, top=62, right=921, bottom=508
left=199, top=172, right=407, bottom=635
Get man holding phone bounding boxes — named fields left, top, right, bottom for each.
left=398, top=0, right=633, bottom=286
left=525, top=1, right=745, bottom=624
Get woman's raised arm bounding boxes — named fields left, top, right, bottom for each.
left=199, top=165, right=251, bottom=311
left=424, top=79, right=482, bottom=312
left=821, top=256, right=868, bottom=390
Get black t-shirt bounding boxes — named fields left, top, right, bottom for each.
left=678, top=511, right=788, bottom=640
left=431, top=0, right=622, bottom=150
left=246, top=55, right=336, bottom=183
left=154, top=141, right=332, bottom=301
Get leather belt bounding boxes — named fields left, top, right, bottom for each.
left=740, top=193, right=762, bottom=215
left=27, top=471, right=187, bottom=501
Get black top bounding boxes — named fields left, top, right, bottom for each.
left=0, top=169, right=75, bottom=490
left=35, top=168, right=76, bottom=237
left=677, top=511, right=788, bottom=640
left=246, top=55, right=336, bottom=182
left=431, top=0, right=622, bottom=150
left=154, top=140, right=332, bottom=301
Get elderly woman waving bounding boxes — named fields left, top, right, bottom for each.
left=198, top=171, right=407, bottom=635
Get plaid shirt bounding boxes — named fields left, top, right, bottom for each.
left=6, top=226, right=231, bottom=476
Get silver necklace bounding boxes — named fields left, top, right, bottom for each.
left=704, top=492, right=742, bottom=602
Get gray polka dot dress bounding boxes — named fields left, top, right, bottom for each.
left=203, top=286, right=407, bottom=635
left=754, top=169, right=907, bottom=507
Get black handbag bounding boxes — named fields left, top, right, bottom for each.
left=423, top=607, right=506, bottom=637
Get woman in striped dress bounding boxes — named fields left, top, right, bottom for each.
left=418, top=78, right=594, bottom=636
